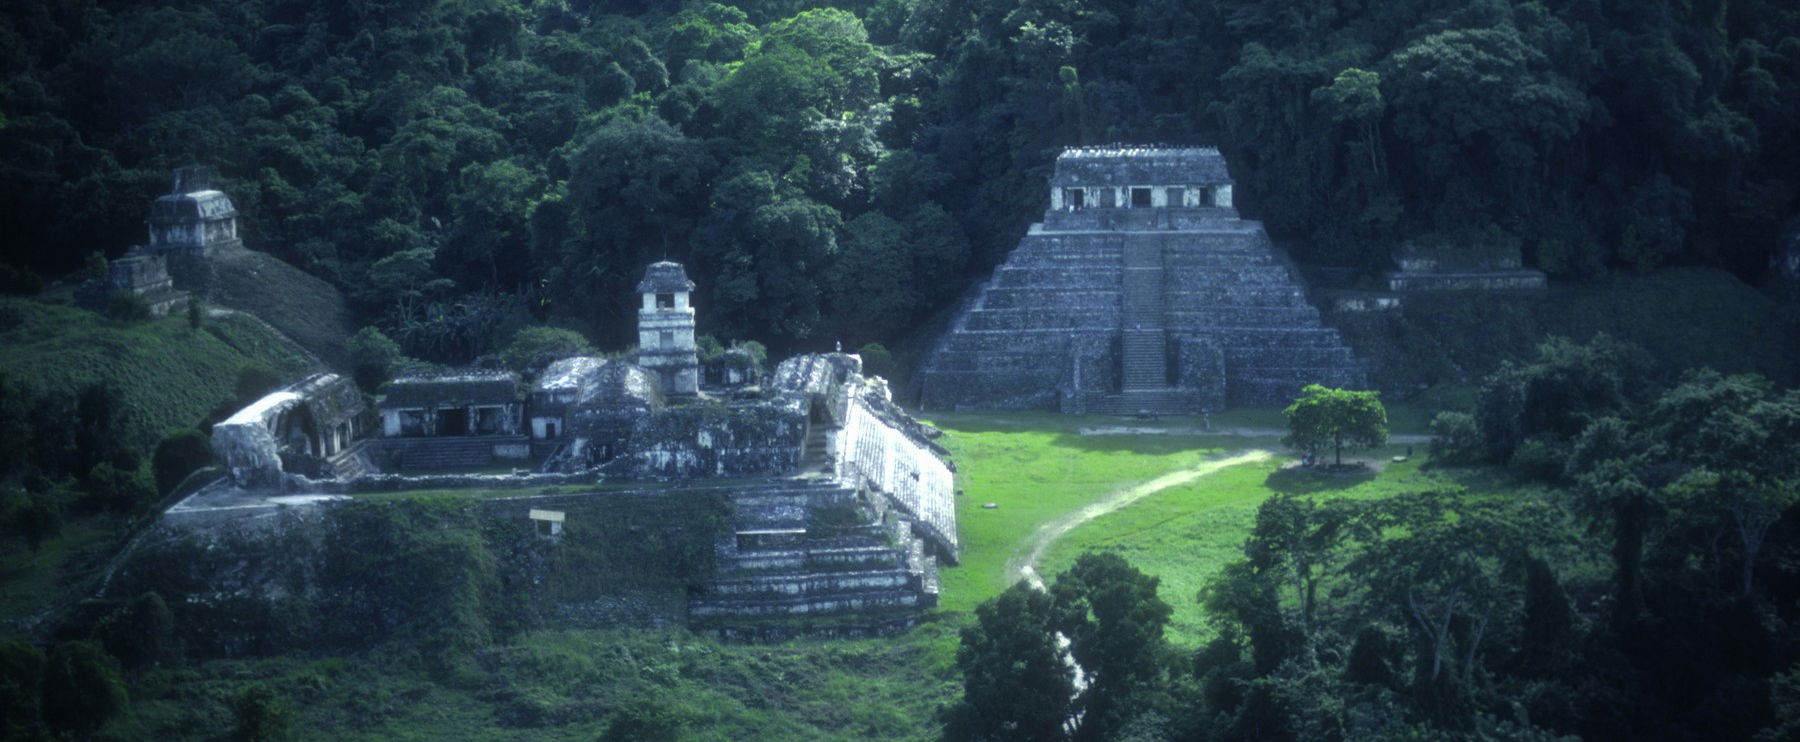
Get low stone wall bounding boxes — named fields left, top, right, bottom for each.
left=623, top=401, right=805, bottom=477
left=1386, top=269, right=1547, bottom=292
left=296, top=469, right=599, bottom=494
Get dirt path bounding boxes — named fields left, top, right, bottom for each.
left=1010, top=450, right=1274, bottom=590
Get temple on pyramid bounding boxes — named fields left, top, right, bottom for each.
left=917, top=145, right=1366, bottom=414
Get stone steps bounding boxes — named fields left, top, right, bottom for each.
left=689, top=588, right=923, bottom=618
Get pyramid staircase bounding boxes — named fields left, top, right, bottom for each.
left=690, top=480, right=938, bottom=635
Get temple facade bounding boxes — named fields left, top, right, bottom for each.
left=918, top=145, right=1366, bottom=413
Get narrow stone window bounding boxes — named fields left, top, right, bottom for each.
left=1130, top=187, right=1153, bottom=208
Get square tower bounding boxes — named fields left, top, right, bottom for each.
left=636, top=261, right=699, bottom=396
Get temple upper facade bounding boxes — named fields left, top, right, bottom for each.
left=146, top=165, right=241, bottom=257
left=1048, top=145, right=1235, bottom=213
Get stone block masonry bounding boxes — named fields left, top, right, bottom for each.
left=919, top=146, right=1366, bottom=413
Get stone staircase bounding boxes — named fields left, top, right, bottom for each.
left=919, top=216, right=1367, bottom=412
left=1121, top=242, right=1168, bottom=392
left=691, top=480, right=937, bottom=630
left=325, top=440, right=373, bottom=480
left=798, top=424, right=833, bottom=473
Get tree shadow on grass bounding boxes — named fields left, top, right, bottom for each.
left=1264, top=464, right=1376, bottom=494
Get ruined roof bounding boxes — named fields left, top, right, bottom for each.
left=536, top=356, right=604, bottom=394
left=148, top=190, right=237, bottom=223
left=379, top=371, right=519, bottom=409
left=635, top=261, right=695, bottom=294
left=290, top=373, right=364, bottom=427
left=1050, top=145, right=1232, bottom=187
left=581, top=359, right=660, bottom=410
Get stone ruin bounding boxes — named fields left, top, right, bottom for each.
left=195, top=260, right=958, bottom=633
left=78, top=166, right=238, bottom=316
left=210, top=373, right=371, bottom=488
left=917, top=145, right=1367, bottom=413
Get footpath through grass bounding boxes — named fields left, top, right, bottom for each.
left=928, top=406, right=1455, bottom=647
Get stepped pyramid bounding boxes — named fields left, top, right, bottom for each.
left=918, top=146, right=1365, bottom=414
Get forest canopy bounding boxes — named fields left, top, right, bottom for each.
left=2, top=0, right=1796, bottom=360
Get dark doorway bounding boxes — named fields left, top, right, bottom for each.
left=1166, top=187, right=1185, bottom=206
left=546, top=421, right=558, bottom=439
left=1130, top=187, right=1153, bottom=208
left=437, top=407, right=469, bottom=436
left=656, top=293, right=675, bottom=309
left=1064, top=188, right=1085, bottom=209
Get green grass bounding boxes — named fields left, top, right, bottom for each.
left=106, top=624, right=963, bottom=742
left=926, top=406, right=1436, bottom=615
left=0, top=296, right=317, bottom=448
left=0, top=503, right=125, bottom=624
left=1034, top=453, right=1452, bottom=647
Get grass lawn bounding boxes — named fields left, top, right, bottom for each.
left=927, top=405, right=1472, bottom=648
left=111, top=623, right=964, bottom=742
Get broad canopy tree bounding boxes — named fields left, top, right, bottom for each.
left=1283, top=384, right=1389, bottom=466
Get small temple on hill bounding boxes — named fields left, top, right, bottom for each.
left=917, top=145, right=1366, bottom=414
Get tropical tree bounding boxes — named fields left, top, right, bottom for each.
left=943, top=582, right=1074, bottom=742
left=1283, top=385, right=1389, bottom=466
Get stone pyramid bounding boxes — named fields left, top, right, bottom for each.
left=917, top=146, right=1365, bottom=414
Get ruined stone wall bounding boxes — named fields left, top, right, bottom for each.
left=834, top=378, right=959, bottom=561
left=622, top=401, right=806, bottom=477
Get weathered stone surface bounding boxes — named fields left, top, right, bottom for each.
left=919, top=146, right=1366, bottom=412
left=211, top=373, right=367, bottom=489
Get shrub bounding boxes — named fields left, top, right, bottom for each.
left=105, top=290, right=151, bottom=321
left=0, top=637, right=45, bottom=735
left=15, top=492, right=62, bottom=557
left=858, top=342, right=899, bottom=385
left=153, top=428, right=214, bottom=495
left=41, top=641, right=127, bottom=738
left=84, top=462, right=154, bottom=512
left=348, top=326, right=405, bottom=390
left=500, top=326, right=594, bottom=372
left=231, top=683, right=294, bottom=742
left=1428, top=411, right=1481, bottom=464
left=601, top=697, right=688, bottom=742
left=1508, top=438, right=1567, bottom=483
left=94, top=592, right=175, bottom=669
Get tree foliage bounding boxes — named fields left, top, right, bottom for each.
left=1283, top=384, right=1389, bottom=465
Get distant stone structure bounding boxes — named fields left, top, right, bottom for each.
left=1384, top=239, right=1547, bottom=292
left=146, top=165, right=242, bottom=257
left=636, top=261, right=700, bottom=396
left=200, top=260, right=957, bottom=633
left=210, top=373, right=370, bottom=487
left=918, top=145, right=1366, bottom=413
left=77, top=246, right=190, bottom=317
left=372, top=372, right=528, bottom=470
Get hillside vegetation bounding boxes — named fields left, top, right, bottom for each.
left=2, top=0, right=1795, bottom=365
left=0, top=296, right=317, bottom=451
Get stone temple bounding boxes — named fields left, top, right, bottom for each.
left=918, top=146, right=1365, bottom=413
left=199, top=260, right=956, bottom=633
